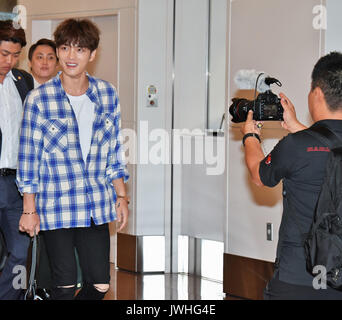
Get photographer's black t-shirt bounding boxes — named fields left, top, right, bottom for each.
left=259, top=119, right=342, bottom=286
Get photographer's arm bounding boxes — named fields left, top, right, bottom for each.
left=279, top=93, right=307, bottom=133
left=241, top=111, right=265, bottom=187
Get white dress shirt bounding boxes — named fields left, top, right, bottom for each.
left=33, top=76, right=41, bottom=89
left=0, top=70, right=23, bottom=169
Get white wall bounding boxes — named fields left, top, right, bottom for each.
left=135, top=0, right=173, bottom=235
left=172, top=0, right=227, bottom=247
left=326, top=0, right=342, bottom=53
left=174, top=0, right=208, bottom=131
left=179, top=134, right=226, bottom=242
left=226, top=0, right=324, bottom=262
left=135, top=0, right=228, bottom=243
left=208, top=0, right=227, bottom=129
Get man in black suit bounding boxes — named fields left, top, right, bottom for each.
left=0, top=20, right=33, bottom=300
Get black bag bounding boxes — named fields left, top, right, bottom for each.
left=304, top=125, right=342, bottom=290
left=0, top=228, right=8, bottom=272
left=24, top=232, right=39, bottom=300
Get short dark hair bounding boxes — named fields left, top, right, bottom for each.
left=53, top=18, right=100, bottom=52
left=0, top=20, right=26, bottom=47
left=311, top=51, right=342, bottom=111
left=28, top=38, right=57, bottom=61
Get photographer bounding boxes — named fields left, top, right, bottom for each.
left=241, top=52, right=342, bottom=300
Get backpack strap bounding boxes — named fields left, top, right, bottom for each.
left=306, top=124, right=342, bottom=150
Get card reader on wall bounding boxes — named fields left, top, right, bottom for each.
left=147, top=85, right=158, bottom=107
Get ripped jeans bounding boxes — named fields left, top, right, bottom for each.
left=43, top=219, right=110, bottom=300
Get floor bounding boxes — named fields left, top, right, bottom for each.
left=104, top=263, right=232, bottom=300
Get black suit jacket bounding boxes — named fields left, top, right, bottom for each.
left=12, top=68, right=34, bottom=103
left=0, top=69, right=34, bottom=158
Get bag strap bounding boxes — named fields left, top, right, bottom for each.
left=306, top=124, right=342, bottom=150
left=24, top=231, right=38, bottom=300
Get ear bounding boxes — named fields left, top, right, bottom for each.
left=313, top=86, right=324, bottom=100
left=89, top=49, right=97, bottom=62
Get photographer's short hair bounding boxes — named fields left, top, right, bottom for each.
left=28, top=38, right=57, bottom=61
left=0, top=20, right=26, bottom=47
left=311, top=51, right=342, bottom=111
left=53, top=18, right=100, bottom=52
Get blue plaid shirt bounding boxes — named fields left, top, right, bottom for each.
left=16, top=73, right=129, bottom=231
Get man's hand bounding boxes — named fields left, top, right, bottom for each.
left=115, top=199, right=129, bottom=232
left=19, top=213, right=40, bottom=237
left=280, top=93, right=307, bottom=133
left=241, top=110, right=262, bottom=136
left=112, top=178, right=129, bottom=232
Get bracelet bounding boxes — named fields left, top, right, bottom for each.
left=22, top=211, right=38, bottom=215
left=117, top=195, right=130, bottom=205
left=242, top=133, right=261, bottom=146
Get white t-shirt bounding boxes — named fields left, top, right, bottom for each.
left=67, top=93, right=95, bottom=162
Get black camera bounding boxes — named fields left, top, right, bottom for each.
left=229, top=74, right=284, bottom=123
left=229, top=90, right=283, bottom=123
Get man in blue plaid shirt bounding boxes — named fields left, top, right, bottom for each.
left=16, top=19, right=129, bottom=300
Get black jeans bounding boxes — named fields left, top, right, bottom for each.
left=43, top=219, right=110, bottom=299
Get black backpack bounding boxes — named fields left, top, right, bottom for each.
left=304, top=125, right=342, bottom=290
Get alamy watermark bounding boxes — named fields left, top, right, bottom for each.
left=4, top=4, right=330, bottom=33
left=10, top=263, right=333, bottom=291
left=312, top=265, right=328, bottom=290
left=313, top=4, right=327, bottom=30
left=121, top=122, right=225, bottom=176
left=12, top=5, right=27, bottom=30
left=12, top=265, right=27, bottom=290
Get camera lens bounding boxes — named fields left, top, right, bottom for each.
left=229, top=98, right=252, bottom=123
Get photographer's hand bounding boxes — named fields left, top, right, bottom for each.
left=280, top=93, right=307, bottom=133
left=241, top=110, right=262, bottom=136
